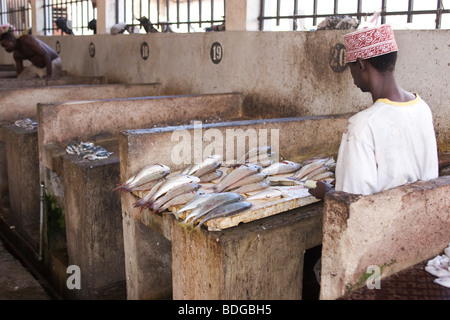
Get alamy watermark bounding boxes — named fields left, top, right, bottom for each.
left=170, top=121, right=280, bottom=165
left=66, top=265, right=81, bottom=290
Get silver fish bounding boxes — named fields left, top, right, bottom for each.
left=193, top=201, right=252, bottom=232
left=151, top=182, right=201, bottom=213
left=181, top=192, right=243, bottom=227
left=144, top=174, right=201, bottom=208
left=160, top=190, right=204, bottom=215
left=246, top=187, right=287, bottom=201
left=299, top=166, right=327, bottom=181
left=310, top=171, right=334, bottom=181
left=133, top=179, right=166, bottom=208
left=199, top=170, right=223, bottom=183
left=192, top=155, right=223, bottom=177
left=237, top=146, right=272, bottom=163
left=434, top=277, right=450, bottom=288
left=182, top=154, right=222, bottom=176
left=229, top=180, right=271, bottom=194
left=223, top=173, right=267, bottom=191
left=114, top=164, right=171, bottom=193
left=213, top=163, right=262, bottom=193
left=174, top=192, right=218, bottom=218
left=261, top=160, right=301, bottom=176
left=290, top=161, right=324, bottom=180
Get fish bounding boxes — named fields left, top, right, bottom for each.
left=144, top=174, right=200, bottom=207
left=290, top=161, right=325, bottom=180
left=192, top=155, right=223, bottom=177
left=229, top=180, right=271, bottom=194
left=300, top=166, right=328, bottom=181
left=151, top=182, right=201, bottom=213
left=193, top=201, right=252, bottom=232
left=182, top=154, right=222, bottom=177
left=113, top=164, right=170, bottom=193
left=159, top=190, right=204, bottom=214
left=199, top=170, right=223, bottom=183
left=134, top=174, right=199, bottom=209
left=246, top=187, right=287, bottom=201
left=181, top=192, right=243, bottom=228
left=174, top=192, right=218, bottom=218
left=261, top=160, right=301, bottom=176
left=425, top=265, right=450, bottom=278
left=213, top=163, right=262, bottom=193
left=434, top=277, right=450, bottom=288
left=223, top=173, right=267, bottom=191
left=133, top=179, right=166, bottom=208
left=310, top=171, right=334, bottom=181
left=237, top=146, right=272, bottom=163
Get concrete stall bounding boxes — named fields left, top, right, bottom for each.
left=0, top=76, right=106, bottom=89
left=0, top=83, right=161, bottom=259
left=36, top=93, right=243, bottom=299
left=118, top=114, right=350, bottom=299
left=320, top=176, right=450, bottom=300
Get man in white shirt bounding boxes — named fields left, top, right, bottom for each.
left=310, top=24, right=439, bottom=199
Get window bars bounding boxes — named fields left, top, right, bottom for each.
left=118, top=0, right=226, bottom=33
left=259, top=0, right=450, bottom=31
left=0, top=0, right=32, bottom=34
left=43, top=0, right=97, bottom=35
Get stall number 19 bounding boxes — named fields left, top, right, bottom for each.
left=210, top=42, right=223, bottom=64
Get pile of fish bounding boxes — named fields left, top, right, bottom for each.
left=14, top=118, right=37, bottom=130
left=65, top=141, right=114, bottom=161
left=113, top=148, right=338, bottom=231
left=175, top=192, right=252, bottom=232
left=180, top=154, right=223, bottom=183
left=425, top=243, right=450, bottom=288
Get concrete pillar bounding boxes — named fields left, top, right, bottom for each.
left=30, top=0, right=45, bottom=35
left=96, top=0, right=117, bottom=35
left=226, top=0, right=260, bottom=31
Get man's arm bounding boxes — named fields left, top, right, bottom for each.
left=12, top=52, right=24, bottom=75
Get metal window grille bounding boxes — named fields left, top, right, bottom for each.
left=259, top=0, right=450, bottom=31
left=43, top=0, right=97, bottom=35
left=0, top=0, right=32, bottom=34
left=118, top=0, right=226, bottom=33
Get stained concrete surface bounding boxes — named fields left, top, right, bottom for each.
left=0, top=239, right=51, bottom=300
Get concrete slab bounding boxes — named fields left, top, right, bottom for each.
left=119, top=114, right=350, bottom=299
left=320, top=176, right=450, bottom=300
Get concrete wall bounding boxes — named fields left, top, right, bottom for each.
left=0, top=30, right=448, bottom=149
left=320, top=176, right=450, bottom=300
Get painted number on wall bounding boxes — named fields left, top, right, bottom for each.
left=210, top=42, right=223, bottom=64
left=89, top=42, right=95, bottom=57
left=141, top=42, right=149, bottom=60
left=329, top=43, right=347, bottom=73
left=55, top=41, right=61, bottom=54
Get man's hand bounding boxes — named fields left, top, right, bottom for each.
left=308, top=181, right=334, bottom=200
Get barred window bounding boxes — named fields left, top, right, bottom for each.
left=259, top=0, right=450, bottom=31
left=0, top=0, right=32, bottom=34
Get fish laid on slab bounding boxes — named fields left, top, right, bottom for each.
left=173, top=192, right=218, bottom=219
left=223, top=173, right=267, bottom=191
left=114, top=164, right=171, bottom=193
left=199, top=169, right=223, bottom=183
left=134, top=174, right=200, bottom=209
left=181, top=192, right=243, bottom=228
left=213, top=163, right=262, bottom=193
left=159, top=190, right=204, bottom=214
left=261, top=160, right=301, bottom=176
left=246, top=187, right=287, bottom=201
left=229, top=180, right=271, bottom=194
left=193, top=201, right=252, bottom=232
left=181, top=154, right=222, bottom=177
left=151, top=182, right=201, bottom=213
left=290, top=161, right=324, bottom=181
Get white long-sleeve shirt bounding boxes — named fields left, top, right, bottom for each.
left=335, top=94, right=439, bottom=195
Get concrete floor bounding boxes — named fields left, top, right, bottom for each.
left=0, top=238, right=52, bottom=300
